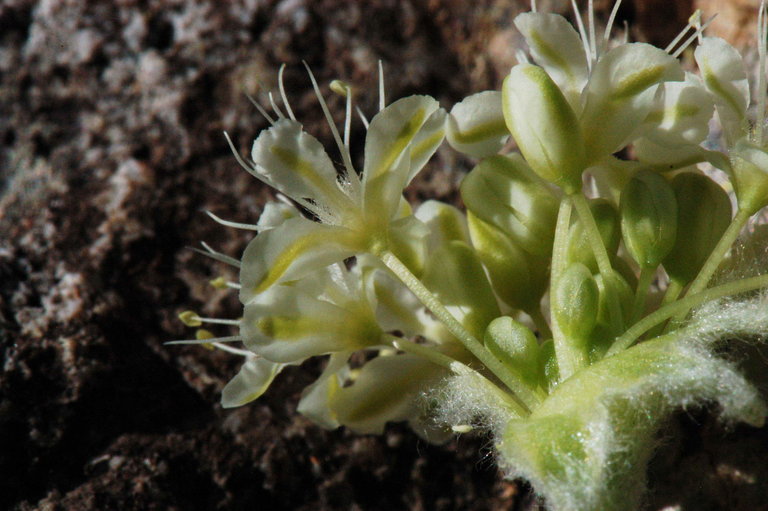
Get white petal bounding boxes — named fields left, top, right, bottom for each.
left=580, top=43, right=684, bottom=160
left=297, top=353, right=351, bottom=429
left=514, top=12, right=589, bottom=109
left=694, top=37, right=750, bottom=143
left=445, top=91, right=509, bottom=158
left=414, top=200, right=470, bottom=251
left=251, top=119, right=351, bottom=210
left=362, top=95, right=444, bottom=218
left=641, top=81, right=714, bottom=145
left=240, top=280, right=383, bottom=363
left=221, top=357, right=284, bottom=408
left=330, top=353, right=445, bottom=434
left=239, top=217, right=361, bottom=303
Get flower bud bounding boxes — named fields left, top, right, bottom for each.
left=502, top=63, right=586, bottom=193
left=460, top=154, right=559, bottom=256
left=537, top=339, right=559, bottom=392
left=620, top=170, right=678, bottom=268
left=663, top=172, right=732, bottom=284
left=552, top=263, right=599, bottom=344
left=467, top=212, right=548, bottom=313
left=484, top=316, right=540, bottom=387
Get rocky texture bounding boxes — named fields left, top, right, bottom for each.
left=1, top=1, right=766, bottom=510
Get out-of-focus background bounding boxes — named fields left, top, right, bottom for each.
left=1, top=1, right=766, bottom=509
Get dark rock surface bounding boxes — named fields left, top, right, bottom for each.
left=1, top=1, right=766, bottom=510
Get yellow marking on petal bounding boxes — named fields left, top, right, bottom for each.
left=371, top=107, right=427, bottom=179
left=270, top=146, right=348, bottom=208
left=411, top=128, right=445, bottom=163
left=531, top=30, right=576, bottom=83
left=448, top=120, right=507, bottom=145
left=645, top=104, right=701, bottom=124
left=612, top=65, right=666, bottom=100
left=701, top=63, right=745, bottom=119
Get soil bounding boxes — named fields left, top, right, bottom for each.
left=1, top=1, right=766, bottom=510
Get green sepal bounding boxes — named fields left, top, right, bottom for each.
left=663, top=172, right=732, bottom=284
left=460, top=154, right=560, bottom=257
left=620, top=170, right=678, bottom=268
left=483, top=316, right=540, bottom=388
left=422, top=240, right=500, bottom=339
left=467, top=212, right=549, bottom=312
left=552, top=263, right=599, bottom=344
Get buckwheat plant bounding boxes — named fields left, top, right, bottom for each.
left=175, top=1, right=768, bottom=509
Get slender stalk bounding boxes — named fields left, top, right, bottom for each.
left=649, top=277, right=684, bottom=337
left=550, top=199, right=589, bottom=379
left=631, top=266, right=655, bottom=323
left=570, top=192, right=624, bottom=333
left=379, top=250, right=538, bottom=413
left=685, top=207, right=751, bottom=296
left=607, top=273, right=768, bottom=355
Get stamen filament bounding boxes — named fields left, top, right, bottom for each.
left=245, top=92, right=275, bottom=125
left=268, top=91, right=286, bottom=119
left=206, top=210, right=260, bottom=231
left=571, top=0, right=593, bottom=71
left=278, top=64, right=297, bottom=121
left=378, top=60, right=386, bottom=111
left=165, top=335, right=243, bottom=345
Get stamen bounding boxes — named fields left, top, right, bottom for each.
left=278, top=64, right=297, bottom=121
left=378, top=60, right=386, bottom=111
left=211, top=342, right=253, bottom=357
left=356, top=106, right=370, bottom=129
left=671, top=14, right=717, bottom=58
left=531, top=0, right=537, bottom=12
left=588, top=0, right=597, bottom=61
left=665, top=10, right=700, bottom=53
left=571, top=0, right=593, bottom=70
left=205, top=210, right=260, bottom=231
left=344, top=84, right=352, bottom=148
left=622, top=20, right=629, bottom=44
left=515, top=49, right=530, bottom=65
left=302, top=62, right=358, bottom=189
left=268, top=91, right=286, bottom=119
left=165, top=336, right=243, bottom=346
left=245, top=92, right=275, bottom=125
left=191, top=242, right=242, bottom=268
left=602, top=0, right=624, bottom=54
left=209, top=276, right=241, bottom=290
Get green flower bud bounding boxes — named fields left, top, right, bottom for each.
left=565, top=199, right=621, bottom=273
left=460, top=154, right=559, bottom=257
left=663, top=172, right=732, bottom=284
left=467, top=212, right=549, bottom=312
left=552, top=263, right=599, bottom=343
left=484, top=316, right=540, bottom=387
left=620, top=170, right=678, bottom=268
left=730, top=139, right=768, bottom=215
left=594, top=270, right=633, bottom=336
left=502, top=63, right=586, bottom=193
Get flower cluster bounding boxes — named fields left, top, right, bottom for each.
left=175, top=2, right=768, bottom=510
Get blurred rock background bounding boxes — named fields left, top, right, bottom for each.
left=1, top=0, right=766, bottom=510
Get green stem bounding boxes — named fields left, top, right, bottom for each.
left=631, top=266, right=655, bottom=323
left=648, top=277, right=683, bottom=337
left=684, top=207, right=751, bottom=297
left=607, top=273, right=768, bottom=356
left=550, top=199, right=585, bottom=380
left=391, top=337, right=529, bottom=418
left=570, top=193, right=613, bottom=276
left=379, top=250, right=537, bottom=413
left=570, top=193, right=623, bottom=334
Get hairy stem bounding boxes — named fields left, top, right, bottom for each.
left=379, top=250, right=538, bottom=413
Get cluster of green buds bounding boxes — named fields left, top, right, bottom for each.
left=175, top=1, right=768, bottom=509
